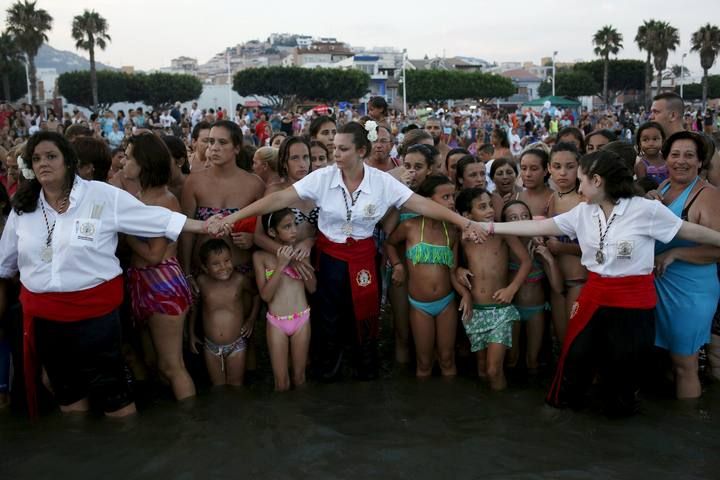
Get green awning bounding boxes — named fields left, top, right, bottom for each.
left=522, top=96, right=581, bottom=107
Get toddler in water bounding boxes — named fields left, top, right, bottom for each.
left=456, top=188, right=531, bottom=390
left=385, top=176, right=468, bottom=377
left=253, top=208, right=316, bottom=391
left=190, top=239, right=259, bottom=386
left=501, top=200, right=563, bottom=373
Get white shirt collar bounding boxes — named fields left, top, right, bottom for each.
left=591, top=197, right=631, bottom=217
left=329, top=163, right=372, bottom=195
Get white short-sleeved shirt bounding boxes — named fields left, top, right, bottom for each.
left=293, top=163, right=413, bottom=243
left=553, top=197, right=682, bottom=277
left=0, top=177, right=186, bottom=292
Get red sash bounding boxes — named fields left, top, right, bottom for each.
left=315, top=232, right=379, bottom=341
left=19, top=276, right=124, bottom=418
left=547, top=272, right=656, bottom=406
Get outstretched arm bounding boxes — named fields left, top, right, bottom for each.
left=677, top=221, right=720, bottom=249
left=403, top=193, right=485, bottom=241
left=483, top=219, right=564, bottom=238
left=210, top=187, right=301, bottom=235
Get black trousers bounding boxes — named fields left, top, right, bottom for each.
left=559, top=306, right=655, bottom=415
left=313, top=252, right=380, bottom=380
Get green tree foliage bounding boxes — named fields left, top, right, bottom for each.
left=538, top=70, right=600, bottom=98
left=233, top=67, right=370, bottom=109
left=404, top=69, right=515, bottom=103
left=636, top=19, right=661, bottom=107
left=5, top=0, right=52, bottom=104
left=58, top=70, right=202, bottom=109
left=0, top=31, right=25, bottom=101
left=573, top=59, right=645, bottom=103
left=677, top=75, right=720, bottom=100
left=593, top=25, right=624, bottom=106
left=71, top=9, right=111, bottom=110
left=691, top=23, right=720, bottom=109
left=651, top=21, right=680, bottom=95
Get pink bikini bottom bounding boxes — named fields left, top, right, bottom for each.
left=266, top=307, right=310, bottom=337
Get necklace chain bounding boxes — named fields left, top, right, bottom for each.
left=340, top=187, right=361, bottom=223
left=597, top=213, right=617, bottom=250
left=557, top=186, right=577, bottom=198
left=39, top=195, right=68, bottom=247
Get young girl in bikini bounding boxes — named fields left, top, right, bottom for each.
left=634, top=121, right=667, bottom=185
left=502, top=200, right=563, bottom=373
left=386, top=176, right=467, bottom=377
left=253, top=208, right=316, bottom=391
left=546, top=142, right=586, bottom=342
left=190, top=239, right=260, bottom=386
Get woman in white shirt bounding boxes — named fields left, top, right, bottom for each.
left=211, top=121, right=485, bottom=381
left=478, top=150, right=720, bottom=415
left=0, top=132, right=207, bottom=418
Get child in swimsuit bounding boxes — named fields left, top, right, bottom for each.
left=253, top=208, right=317, bottom=391
left=634, top=121, right=667, bottom=185
left=502, top=200, right=563, bottom=374
left=190, top=239, right=260, bottom=386
left=456, top=188, right=531, bottom=390
left=386, top=176, right=466, bottom=377
left=545, top=142, right=587, bottom=342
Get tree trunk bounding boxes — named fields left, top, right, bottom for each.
left=2, top=74, right=10, bottom=101
left=657, top=69, right=663, bottom=96
left=644, top=52, right=652, bottom=107
left=603, top=56, right=609, bottom=108
left=702, top=68, right=709, bottom=112
left=90, top=46, right=98, bottom=111
left=28, top=55, right=37, bottom=104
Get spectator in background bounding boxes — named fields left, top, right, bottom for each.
left=107, top=122, right=125, bottom=149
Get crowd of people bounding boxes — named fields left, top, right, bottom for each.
left=1, top=91, right=720, bottom=419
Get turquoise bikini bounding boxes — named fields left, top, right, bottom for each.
left=405, top=217, right=456, bottom=317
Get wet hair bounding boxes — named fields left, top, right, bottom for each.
left=603, top=141, right=637, bottom=172
left=580, top=150, right=635, bottom=202
left=404, top=144, right=437, bottom=168
left=72, top=136, right=112, bottom=181
left=309, top=140, right=328, bottom=159
left=585, top=129, right=617, bottom=145
left=256, top=146, right=280, bottom=172
left=0, top=181, right=10, bottom=216
left=557, top=126, right=586, bottom=153
left=476, top=143, right=495, bottom=157
left=417, top=174, right=453, bottom=198
left=445, top=147, right=470, bottom=172
left=261, top=207, right=293, bottom=235
left=492, top=128, right=510, bottom=148
left=337, top=121, right=371, bottom=158
left=490, top=157, right=518, bottom=180
left=309, top=116, right=336, bottom=139
left=162, top=135, right=190, bottom=175
left=191, top=121, right=211, bottom=141
left=519, top=148, right=549, bottom=170
left=13, top=133, right=78, bottom=214
left=635, top=121, right=666, bottom=152
left=239, top=144, right=256, bottom=172
left=210, top=120, right=244, bottom=168
left=501, top=199, right=533, bottom=222
left=662, top=130, right=710, bottom=169
left=277, top=136, right=311, bottom=178
left=198, top=238, right=232, bottom=266
left=456, top=187, right=490, bottom=215
left=653, top=91, right=684, bottom=115
left=269, top=132, right=287, bottom=146
left=399, top=128, right=433, bottom=155
left=550, top=141, right=581, bottom=162
left=368, top=96, right=388, bottom=116
left=455, top=155, right=483, bottom=190
left=127, top=133, right=172, bottom=189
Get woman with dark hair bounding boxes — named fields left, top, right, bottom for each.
left=72, top=136, right=112, bottom=182
left=212, top=121, right=486, bottom=380
left=180, top=120, right=265, bottom=285
left=585, top=129, right=617, bottom=153
left=309, top=115, right=337, bottom=159
left=477, top=149, right=720, bottom=415
left=445, top=148, right=470, bottom=183
left=517, top=149, right=553, bottom=218
left=254, top=136, right=317, bottom=263
left=161, top=135, right=190, bottom=200
left=557, top=126, right=586, bottom=154
left=123, top=133, right=195, bottom=401
left=455, top=155, right=486, bottom=191
left=490, top=158, right=521, bottom=202
left=367, top=96, right=388, bottom=124
left=490, top=127, right=511, bottom=159
left=651, top=130, right=720, bottom=399
left=0, top=132, right=207, bottom=417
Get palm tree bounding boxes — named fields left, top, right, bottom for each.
left=651, top=21, right=680, bottom=95
left=593, top=25, right=624, bottom=107
left=636, top=19, right=659, bottom=107
left=691, top=23, right=720, bottom=110
left=0, top=32, right=24, bottom=101
left=5, top=0, right=53, bottom=104
left=71, top=9, right=111, bottom=110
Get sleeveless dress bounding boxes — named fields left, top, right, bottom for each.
left=654, top=177, right=720, bottom=355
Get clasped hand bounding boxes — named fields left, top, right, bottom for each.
left=204, top=214, right=233, bottom=237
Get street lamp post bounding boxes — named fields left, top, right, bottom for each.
left=680, top=52, right=687, bottom=99
left=402, top=49, right=407, bottom=116
left=552, top=51, right=558, bottom=96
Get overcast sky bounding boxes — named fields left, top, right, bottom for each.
left=2, top=0, right=720, bottom=76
